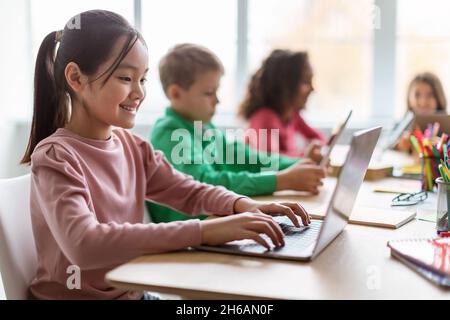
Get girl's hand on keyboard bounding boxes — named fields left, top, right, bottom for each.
left=233, top=197, right=311, bottom=227
left=257, top=202, right=311, bottom=227
left=200, top=212, right=284, bottom=250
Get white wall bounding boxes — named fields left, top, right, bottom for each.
left=0, top=0, right=32, bottom=179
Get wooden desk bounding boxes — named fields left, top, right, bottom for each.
left=253, top=177, right=422, bottom=221
left=106, top=178, right=449, bottom=299
left=330, top=145, right=417, bottom=180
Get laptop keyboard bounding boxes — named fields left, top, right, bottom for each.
left=276, top=218, right=322, bottom=251
left=233, top=216, right=323, bottom=253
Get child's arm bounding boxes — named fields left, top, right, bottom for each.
left=31, top=144, right=206, bottom=270
left=148, top=147, right=324, bottom=197
left=141, top=139, right=248, bottom=214
left=140, top=139, right=313, bottom=246
left=237, top=141, right=301, bottom=171
left=149, top=130, right=323, bottom=197
left=150, top=128, right=279, bottom=196
left=170, top=162, right=278, bottom=196
left=395, top=130, right=412, bottom=152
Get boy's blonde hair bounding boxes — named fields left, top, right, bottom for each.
left=159, top=43, right=224, bottom=96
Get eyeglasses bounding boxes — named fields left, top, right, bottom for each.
left=391, top=191, right=428, bottom=207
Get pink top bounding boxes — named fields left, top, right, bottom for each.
left=247, top=107, right=326, bottom=157
left=29, top=128, right=242, bottom=300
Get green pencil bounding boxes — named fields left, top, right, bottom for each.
left=439, top=164, right=449, bottom=182
left=410, top=136, right=422, bottom=154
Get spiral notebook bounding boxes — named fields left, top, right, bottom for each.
left=387, top=238, right=450, bottom=287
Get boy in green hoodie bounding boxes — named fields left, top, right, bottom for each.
left=147, top=44, right=326, bottom=223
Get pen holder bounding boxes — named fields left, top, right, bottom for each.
left=436, top=177, right=450, bottom=234
left=420, top=155, right=440, bottom=192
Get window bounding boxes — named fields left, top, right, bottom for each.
left=30, top=0, right=134, bottom=59
left=396, top=0, right=450, bottom=117
left=24, top=0, right=134, bottom=120
left=12, top=0, right=448, bottom=127
left=0, top=0, right=31, bottom=122
left=248, top=0, right=375, bottom=124
left=139, top=0, right=237, bottom=124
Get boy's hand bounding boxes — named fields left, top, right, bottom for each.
left=305, top=141, right=324, bottom=164
left=396, top=131, right=412, bottom=152
left=276, top=162, right=326, bottom=194
left=233, top=197, right=310, bottom=227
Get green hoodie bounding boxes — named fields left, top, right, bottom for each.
left=146, top=107, right=300, bottom=222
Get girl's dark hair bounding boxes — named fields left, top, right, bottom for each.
left=238, top=49, right=310, bottom=120
left=21, top=10, right=145, bottom=164
left=407, top=72, right=447, bottom=114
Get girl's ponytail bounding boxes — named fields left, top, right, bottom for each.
left=21, top=31, right=67, bottom=164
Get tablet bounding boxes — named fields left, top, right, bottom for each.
left=320, top=110, right=352, bottom=166
left=378, top=111, right=414, bottom=151
left=412, top=113, right=450, bottom=135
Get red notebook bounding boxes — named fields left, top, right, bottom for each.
left=388, top=238, right=450, bottom=287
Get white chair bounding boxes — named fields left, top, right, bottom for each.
left=0, top=174, right=37, bottom=299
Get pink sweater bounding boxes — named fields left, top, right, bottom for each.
left=247, top=108, right=326, bottom=157
left=29, top=128, right=242, bottom=300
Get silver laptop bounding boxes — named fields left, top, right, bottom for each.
left=196, top=127, right=382, bottom=261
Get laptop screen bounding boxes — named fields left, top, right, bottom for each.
left=312, top=127, right=381, bottom=257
